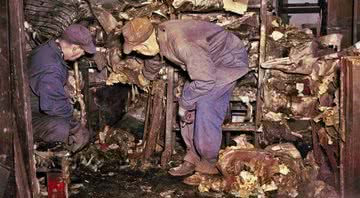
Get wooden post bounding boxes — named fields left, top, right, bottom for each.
left=0, top=0, right=36, bottom=196
left=327, top=0, right=354, bottom=47
left=143, top=80, right=166, bottom=160
left=354, top=0, right=359, bottom=43
left=9, top=0, right=37, bottom=195
left=0, top=1, right=16, bottom=197
left=340, top=57, right=360, bottom=198
left=255, top=0, right=267, bottom=136
left=161, top=67, right=175, bottom=167
left=74, top=62, right=87, bottom=127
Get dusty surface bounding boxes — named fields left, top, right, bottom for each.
left=70, top=166, right=230, bottom=198
left=67, top=129, right=232, bottom=198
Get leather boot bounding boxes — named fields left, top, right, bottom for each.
left=195, top=159, right=219, bottom=175
left=168, top=161, right=195, bottom=176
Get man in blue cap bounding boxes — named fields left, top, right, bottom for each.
left=122, top=18, right=249, bottom=185
left=29, top=24, right=96, bottom=152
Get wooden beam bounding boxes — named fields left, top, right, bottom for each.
left=354, top=0, right=359, bottom=43
left=0, top=0, right=16, bottom=197
left=8, top=0, right=36, bottom=196
left=280, top=7, right=320, bottom=14
left=143, top=80, right=166, bottom=160
left=340, top=57, right=360, bottom=198
left=255, top=0, right=267, bottom=129
left=161, top=67, right=175, bottom=166
left=327, top=0, right=354, bottom=47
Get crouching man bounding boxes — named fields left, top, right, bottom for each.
left=122, top=18, right=249, bottom=185
left=29, top=24, right=96, bottom=152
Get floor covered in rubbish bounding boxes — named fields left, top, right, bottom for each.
left=71, top=165, right=198, bottom=198
left=25, top=0, right=351, bottom=197
left=36, top=117, right=338, bottom=198
left=63, top=129, right=232, bottom=198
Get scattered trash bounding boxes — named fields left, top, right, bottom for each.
left=25, top=0, right=348, bottom=197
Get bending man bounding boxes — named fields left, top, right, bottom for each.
left=122, top=18, right=249, bottom=184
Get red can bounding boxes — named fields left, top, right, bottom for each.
left=47, top=172, right=67, bottom=198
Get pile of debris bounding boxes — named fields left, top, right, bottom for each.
left=196, top=137, right=339, bottom=198
left=257, top=17, right=360, bottom=190
left=24, top=0, right=360, bottom=196
left=23, top=0, right=265, bottom=90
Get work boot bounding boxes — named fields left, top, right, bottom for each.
left=168, top=161, right=195, bottom=176
left=183, top=172, right=208, bottom=186
left=195, top=160, right=219, bottom=175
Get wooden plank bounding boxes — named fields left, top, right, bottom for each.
left=280, top=7, right=320, bottom=14
left=0, top=164, right=10, bottom=197
left=255, top=0, right=267, bottom=128
left=327, top=0, right=353, bottom=47
left=341, top=57, right=360, bottom=198
left=339, top=55, right=347, bottom=198
left=356, top=0, right=360, bottom=43
left=354, top=0, right=359, bottom=43
left=0, top=0, right=16, bottom=197
left=8, top=0, right=36, bottom=196
left=143, top=80, right=166, bottom=160
left=173, top=122, right=256, bottom=132
left=81, top=64, right=91, bottom=130
left=161, top=67, right=175, bottom=166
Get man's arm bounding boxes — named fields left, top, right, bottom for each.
left=176, top=42, right=216, bottom=110
left=37, top=68, right=73, bottom=118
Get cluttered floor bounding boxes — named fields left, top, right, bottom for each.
left=24, top=0, right=356, bottom=197
left=69, top=150, right=201, bottom=198
left=35, top=114, right=338, bottom=198
left=37, top=121, right=232, bottom=198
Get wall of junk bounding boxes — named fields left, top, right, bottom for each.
left=21, top=0, right=360, bottom=197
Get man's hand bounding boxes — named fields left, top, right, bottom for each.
left=178, top=106, right=195, bottom=127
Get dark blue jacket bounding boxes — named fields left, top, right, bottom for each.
left=29, top=40, right=73, bottom=118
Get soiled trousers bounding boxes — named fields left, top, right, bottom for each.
left=32, top=112, right=89, bottom=152
left=181, top=81, right=236, bottom=168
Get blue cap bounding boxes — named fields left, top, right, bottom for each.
left=62, top=24, right=96, bottom=54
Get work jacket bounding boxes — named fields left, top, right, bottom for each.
left=28, top=40, right=73, bottom=118
left=154, top=20, right=249, bottom=110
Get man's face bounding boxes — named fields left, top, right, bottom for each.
left=133, top=43, right=158, bottom=56
left=63, top=44, right=85, bottom=61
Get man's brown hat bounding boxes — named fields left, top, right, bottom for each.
left=122, top=17, right=154, bottom=54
